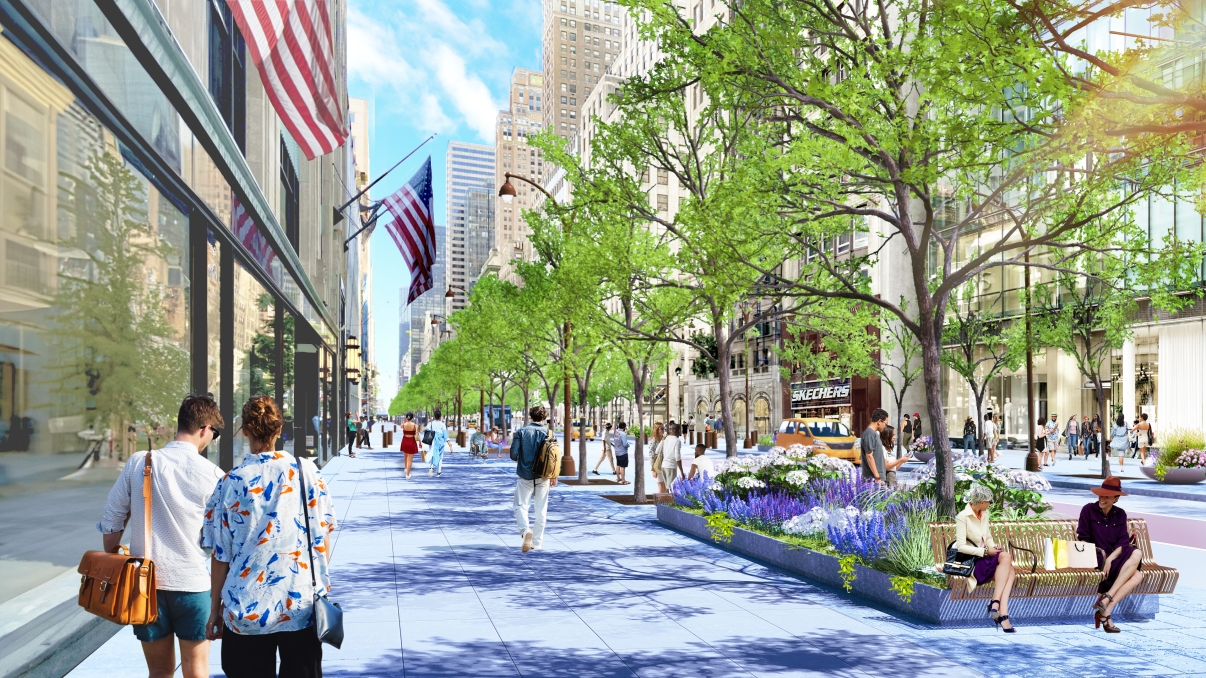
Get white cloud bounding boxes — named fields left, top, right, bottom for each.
left=427, top=44, right=498, bottom=140
left=347, top=1, right=504, bottom=143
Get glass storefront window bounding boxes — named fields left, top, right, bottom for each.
left=230, top=259, right=276, bottom=462
left=0, top=35, right=189, bottom=601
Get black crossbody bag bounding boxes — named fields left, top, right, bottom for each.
left=297, top=461, right=344, bottom=648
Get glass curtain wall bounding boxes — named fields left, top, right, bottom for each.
left=0, top=36, right=190, bottom=603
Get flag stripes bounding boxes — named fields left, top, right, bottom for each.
left=382, top=158, right=436, bottom=305
left=226, top=0, right=347, bottom=160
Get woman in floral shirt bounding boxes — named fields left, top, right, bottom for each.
left=203, top=396, right=337, bottom=677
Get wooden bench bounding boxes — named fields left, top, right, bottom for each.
left=929, top=519, right=1179, bottom=600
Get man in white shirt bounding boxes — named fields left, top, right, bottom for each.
left=98, top=395, right=225, bottom=678
left=687, top=444, right=715, bottom=479
left=983, top=412, right=999, bottom=462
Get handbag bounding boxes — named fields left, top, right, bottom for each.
left=297, top=460, right=344, bottom=649
left=77, top=451, right=158, bottom=625
left=422, top=426, right=436, bottom=445
left=941, top=540, right=977, bottom=578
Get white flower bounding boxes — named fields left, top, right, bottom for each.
left=785, top=469, right=810, bottom=486
left=736, top=476, right=767, bottom=489
left=786, top=444, right=812, bottom=459
left=782, top=506, right=830, bottom=535
left=709, top=482, right=724, bottom=492
left=772, top=456, right=798, bottom=467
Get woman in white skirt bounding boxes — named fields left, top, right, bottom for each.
left=659, top=423, right=685, bottom=491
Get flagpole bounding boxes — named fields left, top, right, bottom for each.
left=334, top=133, right=436, bottom=223
left=343, top=200, right=386, bottom=250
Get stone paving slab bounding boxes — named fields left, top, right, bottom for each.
left=64, top=439, right=1206, bottom=677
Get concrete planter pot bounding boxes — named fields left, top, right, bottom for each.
left=656, top=504, right=1157, bottom=625
left=1140, top=465, right=1206, bottom=484
left=912, top=451, right=935, bottom=463
left=757, top=444, right=772, bottom=452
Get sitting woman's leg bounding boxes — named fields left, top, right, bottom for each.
left=993, top=552, right=1016, bottom=629
left=1104, top=550, right=1145, bottom=615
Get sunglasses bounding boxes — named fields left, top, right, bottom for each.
left=208, top=425, right=223, bottom=440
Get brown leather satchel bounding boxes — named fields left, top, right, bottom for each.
left=77, top=451, right=158, bottom=625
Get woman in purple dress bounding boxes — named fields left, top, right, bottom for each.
left=955, top=483, right=1017, bottom=632
left=1077, top=476, right=1143, bottom=634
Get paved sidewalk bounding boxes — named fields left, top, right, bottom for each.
left=67, top=442, right=1206, bottom=677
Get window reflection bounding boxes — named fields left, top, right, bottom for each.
left=0, top=33, right=189, bottom=601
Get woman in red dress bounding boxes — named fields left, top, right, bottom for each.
left=400, top=412, right=420, bottom=479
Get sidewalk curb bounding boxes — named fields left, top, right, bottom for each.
left=1048, top=478, right=1206, bottom=503
left=0, top=600, right=119, bottom=678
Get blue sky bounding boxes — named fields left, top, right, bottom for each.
left=347, top=0, right=542, bottom=400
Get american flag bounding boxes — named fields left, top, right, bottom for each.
left=382, top=157, right=436, bottom=304
left=232, top=193, right=277, bottom=271
left=226, top=0, right=347, bottom=160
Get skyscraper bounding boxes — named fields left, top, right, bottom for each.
left=398, top=288, right=411, bottom=388
left=496, top=68, right=544, bottom=282
left=541, top=0, right=621, bottom=144
left=445, top=141, right=496, bottom=310
left=465, top=185, right=495, bottom=296
left=409, top=223, right=447, bottom=375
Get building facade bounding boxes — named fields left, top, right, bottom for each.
left=409, top=223, right=448, bottom=374
left=445, top=141, right=495, bottom=310
left=495, top=68, right=544, bottom=282
left=0, top=0, right=353, bottom=666
left=541, top=0, right=620, bottom=143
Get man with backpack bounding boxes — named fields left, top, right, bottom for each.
left=511, top=405, right=558, bottom=553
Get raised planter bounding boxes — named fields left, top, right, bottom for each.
left=757, top=444, right=772, bottom=452
left=912, top=451, right=935, bottom=463
left=657, top=503, right=1157, bottom=625
left=1139, top=466, right=1206, bottom=484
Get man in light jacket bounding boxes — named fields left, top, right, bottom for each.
left=97, top=395, right=225, bottom=678
left=511, top=405, right=556, bottom=552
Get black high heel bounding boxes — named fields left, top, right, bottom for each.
left=987, top=599, right=1001, bottom=621
left=997, top=614, right=1016, bottom=633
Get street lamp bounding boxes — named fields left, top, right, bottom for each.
left=345, top=335, right=361, bottom=385
left=444, top=285, right=466, bottom=298
left=497, top=171, right=575, bottom=477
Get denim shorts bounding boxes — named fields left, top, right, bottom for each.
left=133, top=590, right=210, bottom=643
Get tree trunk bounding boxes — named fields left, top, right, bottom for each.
left=920, top=322, right=955, bottom=516
left=713, top=319, right=737, bottom=457
left=578, top=382, right=590, bottom=483
left=1094, top=378, right=1111, bottom=479
left=500, top=384, right=509, bottom=438
left=973, top=392, right=985, bottom=457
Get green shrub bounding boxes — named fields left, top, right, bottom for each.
left=1154, top=428, right=1205, bottom=480
left=758, top=435, right=775, bottom=446
left=877, top=504, right=938, bottom=578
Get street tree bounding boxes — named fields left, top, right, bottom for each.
left=941, top=285, right=1026, bottom=455
left=1033, top=232, right=1203, bottom=478
left=619, top=0, right=1205, bottom=514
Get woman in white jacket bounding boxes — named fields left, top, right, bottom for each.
left=659, top=423, right=685, bottom=491
left=956, top=483, right=1017, bottom=632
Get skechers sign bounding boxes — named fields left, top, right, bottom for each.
left=791, top=379, right=852, bottom=409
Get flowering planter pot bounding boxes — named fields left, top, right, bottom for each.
left=656, top=504, right=1157, bottom=624
left=912, top=451, right=935, bottom=463
left=1139, top=466, right=1206, bottom=484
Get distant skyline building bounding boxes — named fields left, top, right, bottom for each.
left=445, top=141, right=495, bottom=311
left=410, top=223, right=447, bottom=377
left=398, top=288, right=411, bottom=388
left=495, top=68, right=544, bottom=282
left=465, top=185, right=495, bottom=297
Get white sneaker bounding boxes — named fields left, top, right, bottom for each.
left=429, top=467, right=434, bottom=477
left=521, top=529, right=533, bottom=553
left=531, top=542, right=543, bottom=551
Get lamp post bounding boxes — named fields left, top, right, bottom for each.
left=499, top=172, right=575, bottom=477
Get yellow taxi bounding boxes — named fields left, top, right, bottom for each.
left=774, top=417, right=860, bottom=464
left=571, top=420, right=595, bottom=440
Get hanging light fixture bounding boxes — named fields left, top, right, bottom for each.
left=345, top=335, right=361, bottom=384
